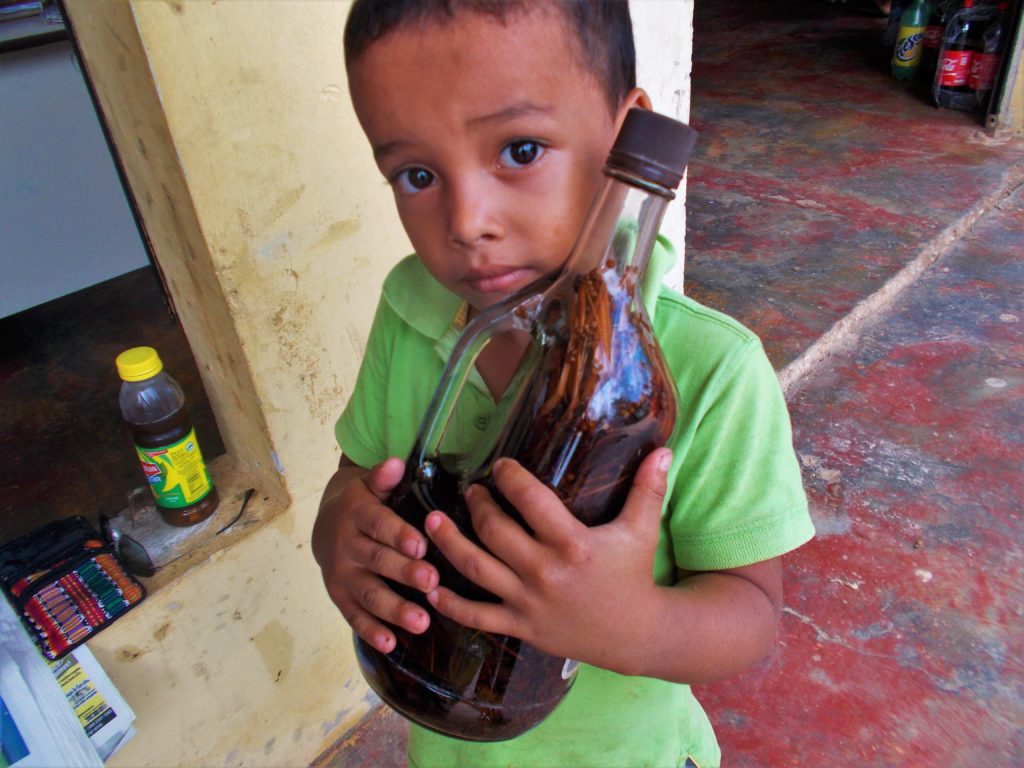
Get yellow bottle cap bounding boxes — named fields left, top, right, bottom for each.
left=116, top=347, right=164, bottom=381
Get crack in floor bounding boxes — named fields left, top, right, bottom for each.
left=781, top=607, right=983, bottom=695
left=778, top=166, right=1024, bottom=399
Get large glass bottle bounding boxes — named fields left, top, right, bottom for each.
left=356, top=109, right=698, bottom=741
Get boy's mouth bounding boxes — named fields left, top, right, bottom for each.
left=463, top=267, right=532, bottom=295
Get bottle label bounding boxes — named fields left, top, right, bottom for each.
left=939, top=50, right=973, bottom=87
left=893, top=27, right=926, bottom=67
left=967, top=52, right=998, bottom=91
left=923, top=25, right=943, bottom=49
left=135, top=427, right=213, bottom=509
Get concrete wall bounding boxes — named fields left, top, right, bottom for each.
left=61, top=1, right=693, bottom=765
left=634, top=1, right=695, bottom=287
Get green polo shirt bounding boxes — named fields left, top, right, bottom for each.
left=336, top=239, right=814, bottom=767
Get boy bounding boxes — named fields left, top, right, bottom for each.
left=312, top=1, right=815, bottom=766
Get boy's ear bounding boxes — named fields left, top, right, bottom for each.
left=613, top=88, right=654, bottom=132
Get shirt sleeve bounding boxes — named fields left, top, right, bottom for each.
left=334, top=296, right=397, bottom=470
left=667, top=337, right=814, bottom=571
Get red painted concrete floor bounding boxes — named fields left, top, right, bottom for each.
left=316, top=2, right=1024, bottom=766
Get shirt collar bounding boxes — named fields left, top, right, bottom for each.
left=382, top=255, right=464, bottom=341
left=384, top=234, right=677, bottom=344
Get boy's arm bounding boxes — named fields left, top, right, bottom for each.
left=313, top=456, right=440, bottom=653
left=424, top=452, right=782, bottom=685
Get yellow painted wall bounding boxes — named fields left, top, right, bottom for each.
left=124, top=0, right=413, bottom=494
left=61, top=1, right=692, bottom=765
left=63, top=2, right=407, bottom=764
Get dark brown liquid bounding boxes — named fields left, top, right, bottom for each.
left=131, top=409, right=218, bottom=527
left=357, top=263, right=677, bottom=740
left=489, top=264, right=677, bottom=525
left=357, top=460, right=572, bottom=741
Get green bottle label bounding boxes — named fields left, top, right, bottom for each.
left=893, top=26, right=926, bottom=68
left=135, top=427, right=213, bottom=509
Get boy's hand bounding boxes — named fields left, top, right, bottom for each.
left=312, top=457, right=440, bottom=654
left=423, top=449, right=672, bottom=672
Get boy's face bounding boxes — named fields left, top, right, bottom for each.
left=348, top=8, right=648, bottom=310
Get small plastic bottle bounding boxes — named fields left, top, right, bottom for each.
left=116, top=347, right=219, bottom=526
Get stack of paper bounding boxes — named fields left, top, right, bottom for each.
left=1, top=596, right=135, bottom=766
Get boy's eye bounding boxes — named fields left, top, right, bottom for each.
left=393, top=167, right=436, bottom=194
left=500, top=140, right=543, bottom=168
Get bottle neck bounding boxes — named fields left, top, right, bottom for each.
left=564, top=168, right=674, bottom=285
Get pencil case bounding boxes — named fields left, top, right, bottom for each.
left=0, top=516, right=146, bottom=660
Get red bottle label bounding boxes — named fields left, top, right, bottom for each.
left=923, top=25, right=943, bottom=49
left=939, top=50, right=973, bottom=87
left=967, top=52, right=998, bottom=90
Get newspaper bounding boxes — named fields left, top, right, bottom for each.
left=1, top=595, right=135, bottom=766
left=51, top=647, right=137, bottom=761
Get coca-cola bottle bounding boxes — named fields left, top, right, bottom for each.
left=967, top=2, right=1009, bottom=111
left=918, top=0, right=957, bottom=89
left=933, top=0, right=984, bottom=110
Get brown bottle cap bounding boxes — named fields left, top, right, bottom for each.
left=607, top=108, right=699, bottom=190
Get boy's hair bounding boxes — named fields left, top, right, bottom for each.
left=344, top=0, right=636, bottom=112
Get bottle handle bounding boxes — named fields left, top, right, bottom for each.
left=411, top=283, right=550, bottom=481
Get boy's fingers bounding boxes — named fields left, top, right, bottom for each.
left=617, top=448, right=672, bottom=530
left=334, top=573, right=431, bottom=652
left=425, top=509, right=517, bottom=597
left=490, top=459, right=580, bottom=542
left=462, top=482, right=536, bottom=561
left=427, top=585, right=515, bottom=638
left=348, top=522, right=438, bottom=591
left=351, top=494, right=429, bottom=561
left=357, top=458, right=428, bottom=560
left=363, top=457, right=406, bottom=500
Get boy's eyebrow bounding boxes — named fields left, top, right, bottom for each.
left=466, top=101, right=555, bottom=127
left=373, top=140, right=410, bottom=162
left=372, top=102, right=554, bottom=162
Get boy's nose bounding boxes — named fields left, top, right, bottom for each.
left=447, top=177, right=505, bottom=248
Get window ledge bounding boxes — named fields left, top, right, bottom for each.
left=108, top=454, right=290, bottom=593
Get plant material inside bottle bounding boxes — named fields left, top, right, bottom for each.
left=492, top=260, right=677, bottom=526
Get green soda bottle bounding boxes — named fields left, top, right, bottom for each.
left=892, top=0, right=932, bottom=81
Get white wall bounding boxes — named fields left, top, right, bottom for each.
left=634, top=0, right=696, bottom=289
left=0, top=41, right=149, bottom=317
